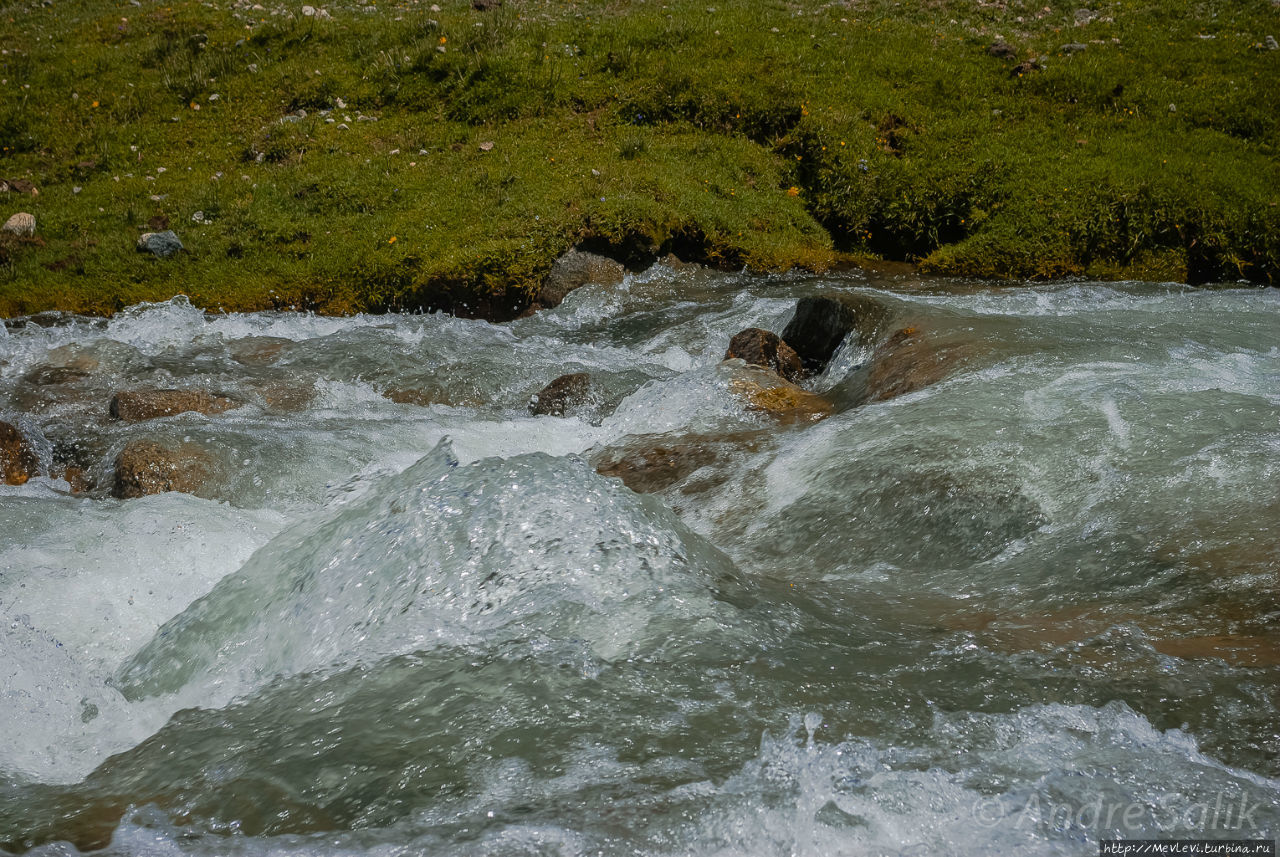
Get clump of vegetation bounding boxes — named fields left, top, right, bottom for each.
left=0, top=0, right=1276, bottom=317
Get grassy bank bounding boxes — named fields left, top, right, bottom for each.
left=0, top=0, right=1277, bottom=317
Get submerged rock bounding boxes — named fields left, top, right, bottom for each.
left=111, top=439, right=215, bottom=499
left=725, top=328, right=804, bottom=383
left=539, top=248, right=625, bottom=308
left=729, top=366, right=833, bottom=424
left=110, top=389, right=240, bottom=422
left=23, top=365, right=91, bottom=386
left=228, top=335, right=293, bottom=366
left=865, top=326, right=972, bottom=402
left=0, top=421, right=39, bottom=485
left=136, top=230, right=184, bottom=258
left=529, top=372, right=593, bottom=416
left=249, top=380, right=316, bottom=413
left=2, top=212, right=35, bottom=237
left=780, top=294, right=889, bottom=375
left=592, top=430, right=769, bottom=494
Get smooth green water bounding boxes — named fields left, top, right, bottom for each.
left=1, top=271, right=1277, bottom=855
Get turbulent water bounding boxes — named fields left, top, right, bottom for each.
left=0, top=268, right=1277, bottom=855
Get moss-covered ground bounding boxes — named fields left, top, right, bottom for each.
left=0, top=0, right=1276, bottom=317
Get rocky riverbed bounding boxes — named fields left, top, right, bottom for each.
left=1, top=266, right=1278, bottom=854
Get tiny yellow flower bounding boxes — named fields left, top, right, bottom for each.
left=787, top=187, right=800, bottom=196
left=388, top=236, right=397, bottom=243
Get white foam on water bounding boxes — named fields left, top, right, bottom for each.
left=0, top=493, right=285, bottom=782
left=681, top=703, right=1280, bottom=857
left=115, top=440, right=744, bottom=708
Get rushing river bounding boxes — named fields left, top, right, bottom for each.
left=0, top=268, right=1277, bottom=855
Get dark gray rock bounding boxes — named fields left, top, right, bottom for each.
left=780, top=294, right=889, bottom=375
left=136, top=230, right=184, bottom=258
left=988, top=41, right=1016, bottom=58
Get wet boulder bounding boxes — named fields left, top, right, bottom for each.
left=0, top=420, right=39, bottom=485
left=780, top=294, right=889, bottom=375
left=529, top=372, right=593, bottom=416
left=110, top=389, right=240, bottom=422
left=538, top=248, right=625, bottom=308
left=136, top=230, right=184, bottom=258
left=23, top=364, right=91, bottom=386
left=111, top=439, right=215, bottom=499
left=724, top=328, right=804, bottom=383
left=728, top=366, right=833, bottom=424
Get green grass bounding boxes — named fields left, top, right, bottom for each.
left=0, top=0, right=1276, bottom=316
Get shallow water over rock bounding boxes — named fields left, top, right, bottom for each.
left=1, top=268, right=1277, bottom=855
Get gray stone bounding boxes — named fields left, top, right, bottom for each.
left=2, top=212, right=35, bottom=237
left=1060, top=43, right=1087, bottom=53
left=538, top=248, right=625, bottom=308
left=136, top=230, right=183, bottom=258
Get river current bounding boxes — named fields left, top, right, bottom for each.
left=0, top=267, right=1277, bottom=855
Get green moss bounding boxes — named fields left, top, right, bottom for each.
left=0, top=0, right=1276, bottom=316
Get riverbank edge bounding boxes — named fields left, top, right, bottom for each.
left=0, top=223, right=1255, bottom=323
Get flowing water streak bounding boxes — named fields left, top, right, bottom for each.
left=0, top=272, right=1278, bottom=855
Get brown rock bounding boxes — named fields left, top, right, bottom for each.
left=728, top=368, right=833, bottom=424
left=251, top=380, right=315, bottom=413
left=987, top=41, right=1017, bottom=58
left=725, top=328, right=805, bottom=382
left=472, top=0, right=501, bottom=9
left=865, top=326, right=968, bottom=403
left=0, top=178, right=38, bottom=196
left=592, top=430, right=769, bottom=494
left=0, top=421, right=39, bottom=485
left=529, top=372, right=592, bottom=416
left=111, top=440, right=214, bottom=499
left=109, top=390, right=240, bottom=422
left=56, top=465, right=92, bottom=494
left=1011, top=58, right=1042, bottom=77
left=539, top=249, right=625, bottom=308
